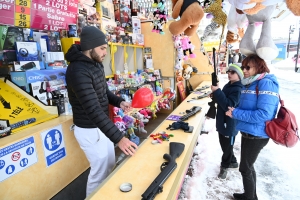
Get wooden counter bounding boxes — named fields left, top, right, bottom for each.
left=0, top=116, right=89, bottom=200
left=88, top=81, right=212, bottom=200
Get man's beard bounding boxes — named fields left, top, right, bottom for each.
left=90, top=49, right=104, bottom=63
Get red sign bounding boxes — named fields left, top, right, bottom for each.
left=11, top=152, right=21, bottom=161
left=0, top=0, right=78, bottom=31
left=0, top=0, right=15, bottom=25
left=31, top=0, right=78, bottom=31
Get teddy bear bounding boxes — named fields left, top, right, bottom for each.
left=226, top=5, right=247, bottom=44
left=238, top=5, right=279, bottom=60
left=228, top=0, right=300, bottom=16
left=169, top=0, right=204, bottom=36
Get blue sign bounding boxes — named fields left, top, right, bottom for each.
left=41, top=125, right=66, bottom=167
left=43, top=129, right=63, bottom=151
left=0, top=160, right=5, bottom=170
left=46, top=148, right=66, bottom=166
left=6, top=165, right=15, bottom=175
left=26, top=147, right=34, bottom=155
left=20, top=158, right=28, bottom=167
left=0, top=136, right=38, bottom=182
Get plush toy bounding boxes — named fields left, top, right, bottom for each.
left=181, top=35, right=196, bottom=60
left=162, top=88, right=176, bottom=101
left=176, top=69, right=184, bottom=82
left=226, top=5, right=247, bottom=44
left=182, top=64, right=193, bottom=80
left=239, top=5, right=279, bottom=60
left=169, top=0, right=204, bottom=36
left=204, top=0, right=228, bottom=49
left=132, top=112, right=147, bottom=134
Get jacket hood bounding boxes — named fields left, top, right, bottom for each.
left=65, top=44, right=95, bottom=64
left=263, top=73, right=279, bottom=88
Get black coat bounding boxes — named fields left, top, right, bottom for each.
left=65, top=44, right=124, bottom=144
left=213, top=81, right=243, bottom=136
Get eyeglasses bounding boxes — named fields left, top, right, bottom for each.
left=226, top=70, right=236, bottom=75
left=241, top=66, right=251, bottom=71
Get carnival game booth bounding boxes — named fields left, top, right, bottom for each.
left=87, top=81, right=212, bottom=200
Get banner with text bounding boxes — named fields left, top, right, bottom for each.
left=0, top=0, right=78, bottom=31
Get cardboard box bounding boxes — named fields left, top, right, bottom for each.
left=3, top=27, right=24, bottom=50
left=30, top=81, right=48, bottom=105
left=44, top=52, right=65, bottom=62
left=41, top=32, right=62, bottom=52
left=45, top=60, right=68, bottom=70
left=10, top=68, right=67, bottom=93
left=10, top=71, right=30, bottom=92
left=0, top=25, right=8, bottom=51
left=13, top=61, right=44, bottom=71
left=15, top=42, right=41, bottom=61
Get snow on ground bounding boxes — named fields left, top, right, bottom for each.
left=178, top=62, right=300, bottom=200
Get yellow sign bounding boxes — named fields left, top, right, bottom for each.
left=203, top=41, right=220, bottom=52
left=15, top=0, right=31, bottom=28
left=0, top=79, right=58, bottom=133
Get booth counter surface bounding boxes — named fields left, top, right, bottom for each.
left=87, top=81, right=212, bottom=200
left=0, top=116, right=89, bottom=200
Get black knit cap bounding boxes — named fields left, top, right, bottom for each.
left=80, top=26, right=107, bottom=51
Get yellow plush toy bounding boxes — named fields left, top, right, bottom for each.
left=169, top=0, right=204, bottom=36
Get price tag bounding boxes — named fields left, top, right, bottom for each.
left=15, top=0, right=31, bottom=28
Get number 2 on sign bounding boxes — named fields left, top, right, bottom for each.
left=19, top=0, right=28, bottom=6
left=18, top=21, right=27, bottom=27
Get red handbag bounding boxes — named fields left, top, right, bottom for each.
left=265, top=97, right=299, bottom=147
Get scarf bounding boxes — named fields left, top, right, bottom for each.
left=241, top=73, right=267, bottom=86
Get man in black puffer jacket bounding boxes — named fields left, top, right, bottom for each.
left=65, top=26, right=138, bottom=197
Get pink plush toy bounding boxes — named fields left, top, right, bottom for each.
left=180, top=36, right=196, bottom=60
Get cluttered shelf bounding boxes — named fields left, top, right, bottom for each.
left=87, top=81, right=212, bottom=200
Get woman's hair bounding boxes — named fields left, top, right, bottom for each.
left=242, top=54, right=270, bottom=74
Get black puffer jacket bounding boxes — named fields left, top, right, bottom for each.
left=65, top=44, right=124, bottom=144
left=213, top=80, right=243, bottom=137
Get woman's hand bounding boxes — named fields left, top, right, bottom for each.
left=225, top=106, right=235, bottom=118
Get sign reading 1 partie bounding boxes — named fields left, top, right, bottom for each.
left=31, top=0, right=78, bottom=31
left=0, top=0, right=78, bottom=31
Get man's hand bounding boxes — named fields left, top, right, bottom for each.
left=118, top=137, right=138, bottom=156
left=120, top=101, right=131, bottom=113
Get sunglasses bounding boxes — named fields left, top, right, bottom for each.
left=241, top=66, right=251, bottom=71
left=226, top=70, right=236, bottom=75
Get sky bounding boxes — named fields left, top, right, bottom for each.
left=177, top=61, right=300, bottom=200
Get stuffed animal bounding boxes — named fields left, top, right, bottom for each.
left=226, top=5, right=247, bottom=44
left=176, top=69, right=184, bottom=82
left=204, top=0, right=228, bottom=49
left=182, top=64, right=193, bottom=80
left=181, top=35, right=196, bottom=60
left=169, top=0, right=204, bottom=36
left=239, top=5, right=279, bottom=60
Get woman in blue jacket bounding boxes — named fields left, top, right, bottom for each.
left=211, top=63, right=243, bottom=179
left=226, top=54, right=279, bottom=200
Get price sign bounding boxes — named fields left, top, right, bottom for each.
left=15, top=0, right=31, bottom=28
left=31, top=0, right=78, bottom=31
left=0, top=0, right=15, bottom=26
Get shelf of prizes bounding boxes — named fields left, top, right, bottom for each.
left=87, top=81, right=212, bottom=200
